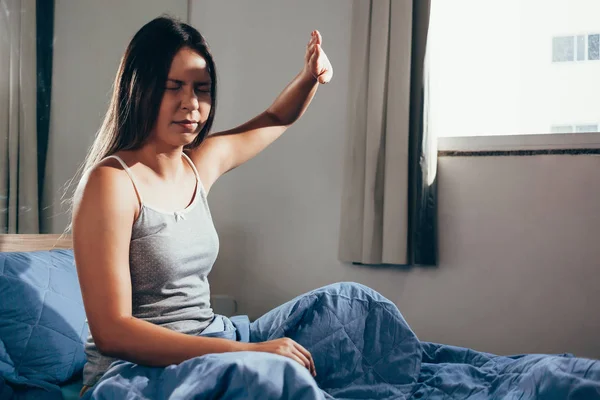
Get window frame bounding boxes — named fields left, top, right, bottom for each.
left=438, top=132, right=600, bottom=153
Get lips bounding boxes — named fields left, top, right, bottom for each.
left=174, top=120, right=198, bottom=130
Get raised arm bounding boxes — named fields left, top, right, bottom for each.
left=189, top=30, right=333, bottom=193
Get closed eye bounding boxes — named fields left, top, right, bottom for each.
left=166, top=86, right=181, bottom=91
left=195, top=86, right=211, bottom=93
left=166, top=85, right=209, bottom=91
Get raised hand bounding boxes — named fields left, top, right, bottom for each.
left=304, top=30, right=333, bottom=84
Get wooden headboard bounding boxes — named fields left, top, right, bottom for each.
left=0, top=234, right=73, bottom=252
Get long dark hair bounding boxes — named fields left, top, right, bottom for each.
left=83, top=15, right=217, bottom=171
left=64, top=15, right=217, bottom=231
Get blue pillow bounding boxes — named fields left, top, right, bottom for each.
left=0, top=249, right=88, bottom=392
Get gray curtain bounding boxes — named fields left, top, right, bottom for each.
left=338, top=0, right=436, bottom=266
left=0, top=0, right=40, bottom=233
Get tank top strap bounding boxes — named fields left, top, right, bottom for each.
left=104, top=154, right=144, bottom=204
left=182, top=152, right=200, bottom=184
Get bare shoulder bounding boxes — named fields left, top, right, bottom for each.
left=73, top=157, right=138, bottom=226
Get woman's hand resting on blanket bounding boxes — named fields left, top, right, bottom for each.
left=247, top=338, right=316, bottom=377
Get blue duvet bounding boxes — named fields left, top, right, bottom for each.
left=75, top=282, right=600, bottom=399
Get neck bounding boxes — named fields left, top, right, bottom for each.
left=135, top=142, right=187, bottom=181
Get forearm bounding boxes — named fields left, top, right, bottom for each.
left=100, top=316, right=249, bottom=366
left=266, top=69, right=319, bottom=126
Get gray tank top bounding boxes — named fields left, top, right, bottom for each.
left=82, top=152, right=219, bottom=386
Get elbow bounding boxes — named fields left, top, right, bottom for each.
left=90, top=321, right=127, bottom=357
left=94, top=335, right=118, bottom=356
left=264, top=110, right=292, bottom=127
left=92, top=335, right=120, bottom=357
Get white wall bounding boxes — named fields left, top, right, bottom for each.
left=192, top=0, right=600, bottom=359
left=434, top=154, right=600, bottom=358
left=43, top=0, right=188, bottom=233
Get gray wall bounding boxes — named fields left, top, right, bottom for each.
left=43, top=0, right=188, bottom=233
left=192, top=0, right=600, bottom=359
left=43, top=0, right=600, bottom=360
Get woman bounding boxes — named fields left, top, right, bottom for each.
left=72, top=15, right=413, bottom=399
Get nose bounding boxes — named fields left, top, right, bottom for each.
left=180, top=86, right=199, bottom=111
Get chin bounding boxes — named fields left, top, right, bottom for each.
left=178, top=133, right=198, bottom=146
left=171, top=126, right=198, bottom=139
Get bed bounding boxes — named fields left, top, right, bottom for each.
left=2, top=234, right=600, bottom=399
left=0, top=234, right=83, bottom=400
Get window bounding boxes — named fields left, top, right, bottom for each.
left=429, top=0, right=600, bottom=137
left=553, top=34, right=600, bottom=62
left=550, top=125, right=574, bottom=134
left=590, top=34, right=600, bottom=60
left=575, top=124, right=598, bottom=133
left=553, top=36, right=574, bottom=62
left=551, top=124, right=599, bottom=133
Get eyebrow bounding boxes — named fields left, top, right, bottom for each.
left=167, top=78, right=211, bottom=85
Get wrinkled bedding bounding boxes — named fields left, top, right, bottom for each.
left=8, top=282, right=598, bottom=399
left=78, top=282, right=600, bottom=399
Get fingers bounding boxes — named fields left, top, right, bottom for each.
left=307, top=31, right=316, bottom=49
left=305, top=44, right=317, bottom=64
left=293, top=348, right=312, bottom=372
left=304, top=30, right=332, bottom=85
left=256, top=338, right=317, bottom=378
left=293, top=341, right=316, bottom=377
left=314, top=30, right=322, bottom=45
left=309, top=46, right=318, bottom=64
left=310, top=30, right=323, bottom=44
left=288, top=352, right=309, bottom=370
left=307, top=30, right=322, bottom=48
